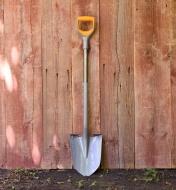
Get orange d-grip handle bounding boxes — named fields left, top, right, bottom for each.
left=77, top=16, right=95, bottom=37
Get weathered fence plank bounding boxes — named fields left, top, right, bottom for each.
left=135, top=0, right=172, bottom=168
left=30, top=0, right=43, bottom=168
left=52, top=0, right=72, bottom=169
left=171, top=0, right=176, bottom=167
left=100, top=0, right=119, bottom=168
left=4, top=0, right=23, bottom=167
left=42, top=0, right=72, bottom=169
left=117, top=0, right=135, bottom=168
left=21, top=0, right=35, bottom=168
left=0, top=0, right=6, bottom=167
left=3, top=0, right=43, bottom=168
left=4, top=0, right=30, bottom=167
left=42, top=0, right=56, bottom=168
left=71, top=0, right=100, bottom=135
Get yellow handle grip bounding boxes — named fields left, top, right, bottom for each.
left=77, top=16, right=95, bottom=37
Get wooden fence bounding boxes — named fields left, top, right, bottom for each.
left=0, top=0, right=175, bottom=169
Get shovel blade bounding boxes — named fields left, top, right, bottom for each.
left=70, top=135, right=102, bottom=176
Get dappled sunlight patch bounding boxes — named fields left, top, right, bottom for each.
left=6, top=125, right=16, bottom=149
left=12, top=75, right=18, bottom=91
left=0, top=58, right=18, bottom=92
left=57, top=164, right=64, bottom=169
left=11, top=47, right=19, bottom=65
left=32, top=133, right=41, bottom=166
left=0, top=20, right=4, bottom=34
left=53, top=134, right=59, bottom=150
left=0, top=59, right=13, bottom=92
left=0, top=58, right=3, bottom=80
left=32, top=143, right=41, bottom=166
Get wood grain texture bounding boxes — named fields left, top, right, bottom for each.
left=52, top=0, right=72, bottom=169
left=30, top=0, right=43, bottom=168
left=41, top=0, right=56, bottom=169
left=135, top=0, right=172, bottom=168
left=171, top=0, right=176, bottom=167
left=42, top=0, right=72, bottom=169
left=117, top=0, right=135, bottom=168
left=100, top=0, right=119, bottom=168
left=0, top=0, right=6, bottom=167
left=21, top=0, right=35, bottom=168
left=4, top=0, right=26, bottom=167
left=3, top=0, right=43, bottom=168
left=71, top=0, right=100, bottom=135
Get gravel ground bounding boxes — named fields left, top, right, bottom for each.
left=0, top=169, right=176, bottom=190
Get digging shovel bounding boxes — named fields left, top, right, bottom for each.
left=70, top=16, right=102, bottom=176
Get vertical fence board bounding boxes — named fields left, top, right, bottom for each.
left=4, top=0, right=43, bottom=168
left=100, top=0, right=119, bottom=168
left=135, top=0, right=172, bottom=168
left=4, top=0, right=24, bottom=167
left=117, top=0, right=135, bottom=168
left=4, top=0, right=28, bottom=167
left=171, top=0, right=176, bottom=167
left=42, top=0, right=56, bottom=168
left=30, top=0, right=43, bottom=168
left=0, top=0, right=6, bottom=167
left=71, top=0, right=100, bottom=135
left=52, top=0, right=72, bottom=169
left=21, top=0, right=35, bottom=168
left=19, top=0, right=43, bottom=168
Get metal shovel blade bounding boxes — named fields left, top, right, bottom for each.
left=70, top=134, right=102, bottom=176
